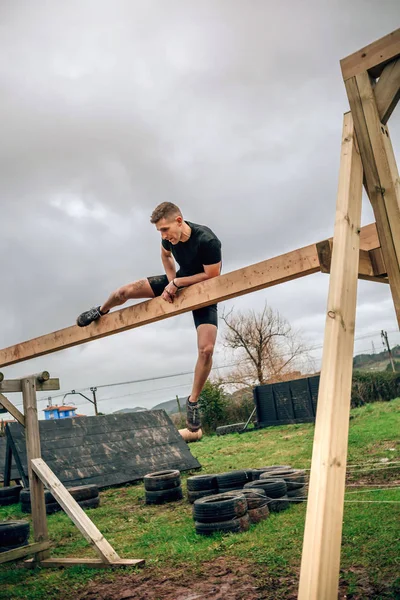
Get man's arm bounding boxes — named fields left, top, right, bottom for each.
left=174, top=262, right=221, bottom=288
left=161, top=245, right=177, bottom=282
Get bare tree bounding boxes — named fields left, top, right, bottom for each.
left=220, top=302, right=314, bottom=388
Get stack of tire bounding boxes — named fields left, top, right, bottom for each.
left=144, top=470, right=183, bottom=504
left=245, top=477, right=289, bottom=513
left=230, top=489, right=270, bottom=524
left=0, top=520, right=29, bottom=553
left=20, top=484, right=100, bottom=515
left=215, top=469, right=253, bottom=493
left=0, top=485, right=22, bottom=507
left=193, top=492, right=250, bottom=536
left=270, top=468, right=308, bottom=503
left=186, top=474, right=218, bottom=503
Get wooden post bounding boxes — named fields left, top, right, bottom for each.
left=21, top=377, right=50, bottom=561
left=298, top=112, right=363, bottom=599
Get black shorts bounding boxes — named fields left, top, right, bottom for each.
left=147, top=274, right=218, bottom=329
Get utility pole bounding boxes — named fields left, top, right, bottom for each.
left=381, top=330, right=396, bottom=373
left=90, top=387, right=99, bottom=416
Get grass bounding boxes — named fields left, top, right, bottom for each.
left=0, top=399, right=399, bottom=599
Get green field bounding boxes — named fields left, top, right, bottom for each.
left=0, top=399, right=399, bottom=599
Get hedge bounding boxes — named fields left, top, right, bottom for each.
left=351, top=370, right=400, bottom=407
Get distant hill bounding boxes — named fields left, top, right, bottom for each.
left=152, top=396, right=187, bottom=415
left=353, top=344, right=400, bottom=372
left=113, top=407, right=147, bottom=414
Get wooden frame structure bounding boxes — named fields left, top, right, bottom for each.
left=0, top=28, right=399, bottom=595
left=0, top=373, right=144, bottom=569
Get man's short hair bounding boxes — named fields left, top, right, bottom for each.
left=150, top=202, right=182, bottom=224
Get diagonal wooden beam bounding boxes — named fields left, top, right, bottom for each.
left=0, top=223, right=381, bottom=368
left=340, top=28, right=400, bottom=80
left=0, top=393, right=25, bottom=426
left=374, top=58, right=400, bottom=124
left=345, top=74, right=400, bottom=326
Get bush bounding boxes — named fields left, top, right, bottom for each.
left=351, top=371, right=400, bottom=407
left=198, top=381, right=229, bottom=434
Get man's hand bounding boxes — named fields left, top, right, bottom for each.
left=161, top=280, right=178, bottom=303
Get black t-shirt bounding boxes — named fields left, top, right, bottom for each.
left=162, top=221, right=222, bottom=277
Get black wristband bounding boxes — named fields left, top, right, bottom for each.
left=172, top=279, right=180, bottom=289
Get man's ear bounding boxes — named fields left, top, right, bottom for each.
left=176, top=216, right=183, bottom=225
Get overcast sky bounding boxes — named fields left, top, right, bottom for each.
left=1, top=1, right=399, bottom=417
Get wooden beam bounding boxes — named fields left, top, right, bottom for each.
left=24, top=557, right=145, bottom=569
left=0, top=379, right=60, bottom=393
left=316, top=240, right=387, bottom=281
left=374, top=58, right=400, bottom=124
left=340, top=28, right=400, bottom=80
left=298, top=113, right=363, bottom=599
left=0, top=223, right=382, bottom=368
left=22, top=377, right=50, bottom=562
left=31, top=457, right=121, bottom=564
left=345, top=74, right=400, bottom=326
left=0, top=393, right=25, bottom=426
left=0, top=541, right=52, bottom=565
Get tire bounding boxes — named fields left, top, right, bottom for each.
left=0, top=495, right=21, bottom=507
left=0, top=486, right=22, bottom=499
left=248, top=505, right=270, bottom=524
left=0, top=541, right=29, bottom=553
left=0, top=521, right=30, bottom=547
left=228, top=489, right=267, bottom=510
left=216, top=470, right=250, bottom=489
left=20, top=485, right=99, bottom=505
left=217, top=486, right=245, bottom=493
left=145, top=487, right=183, bottom=505
left=259, top=469, right=295, bottom=479
left=187, top=474, right=218, bottom=492
left=144, top=470, right=181, bottom=492
left=282, top=470, right=307, bottom=485
left=187, top=489, right=215, bottom=504
left=267, top=495, right=290, bottom=512
left=244, top=479, right=287, bottom=498
left=193, top=493, right=247, bottom=523
left=287, top=486, right=307, bottom=501
left=21, top=496, right=100, bottom=515
left=285, top=481, right=305, bottom=491
left=195, top=513, right=250, bottom=536
left=216, top=423, right=246, bottom=436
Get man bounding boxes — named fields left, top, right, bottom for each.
left=76, top=202, right=222, bottom=432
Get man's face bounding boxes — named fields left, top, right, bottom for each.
left=156, top=216, right=183, bottom=245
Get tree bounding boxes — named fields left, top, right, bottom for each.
left=198, top=380, right=228, bottom=433
left=220, top=302, right=314, bottom=388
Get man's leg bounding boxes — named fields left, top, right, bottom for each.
left=77, top=279, right=156, bottom=327
left=186, top=319, right=218, bottom=431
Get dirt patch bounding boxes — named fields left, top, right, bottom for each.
left=77, top=558, right=398, bottom=600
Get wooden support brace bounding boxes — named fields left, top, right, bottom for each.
left=345, top=74, right=400, bottom=326
left=340, top=28, right=400, bottom=79
left=0, top=379, right=60, bottom=393
left=316, top=241, right=388, bottom=283
left=31, top=458, right=124, bottom=564
left=374, top=58, right=400, bottom=124
left=0, top=393, right=25, bottom=425
left=0, top=541, right=51, bottom=565
left=298, top=112, right=363, bottom=599
left=24, top=557, right=145, bottom=569
left=22, top=377, right=50, bottom=562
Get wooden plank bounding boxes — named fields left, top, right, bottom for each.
left=0, top=393, right=25, bottom=426
left=345, top=75, right=400, bottom=326
left=0, top=222, right=382, bottom=368
left=374, top=58, right=400, bottom=124
left=3, top=436, right=12, bottom=486
left=298, top=113, right=363, bottom=599
left=0, top=541, right=51, bottom=564
left=31, top=457, right=121, bottom=563
left=0, top=379, right=60, bottom=393
left=340, top=28, right=400, bottom=80
left=24, top=557, right=145, bottom=569
left=22, top=378, right=50, bottom=562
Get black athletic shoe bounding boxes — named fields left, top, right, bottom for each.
left=76, top=306, right=105, bottom=327
left=186, top=397, right=202, bottom=432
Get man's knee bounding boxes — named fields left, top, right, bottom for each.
left=198, top=343, right=215, bottom=360
left=114, top=286, right=129, bottom=303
